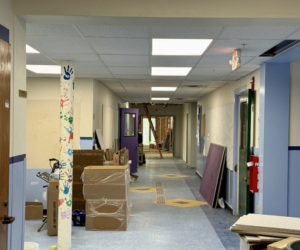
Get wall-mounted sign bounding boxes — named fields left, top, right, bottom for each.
left=229, top=49, right=241, bottom=71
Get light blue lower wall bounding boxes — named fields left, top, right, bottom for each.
left=288, top=147, right=300, bottom=217
left=26, top=169, right=51, bottom=209
left=8, top=155, right=26, bottom=250
left=80, top=137, right=93, bottom=149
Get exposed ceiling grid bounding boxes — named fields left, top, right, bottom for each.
left=25, top=17, right=300, bottom=103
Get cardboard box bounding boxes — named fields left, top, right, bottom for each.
left=74, top=150, right=104, bottom=166
left=73, top=181, right=84, bottom=199
left=85, top=215, right=127, bottom=231
left=83, top=184, right=126, bottom=200
left=85, top=199, right=127, bottom=216
left=267, top=237, right=300, bottom=250
left=73, top=197, right=85, bottom=210
left=82, top=166, right=127, bottom=185
left=105, top=149, right=115, bottom=161
left=73, top=166, right=85, bottom=182
left=25, top=202, right=43, bottom=220
left=47, top=178, right=59, bottom=236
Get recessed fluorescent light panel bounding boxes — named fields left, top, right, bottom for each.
left=26, top=65, right=61, bottom=74
left=151, top=97, right=170, bottom=101
left=151, top=67, right=191, bottom=76
left=26, top=44, right=40, bottom=54
left=152, top=87, right=177, bottom=92
left=152, top=39, right=213, bottom=56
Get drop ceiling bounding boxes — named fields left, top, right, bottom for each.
left=25, top=16, right=300, bottom=103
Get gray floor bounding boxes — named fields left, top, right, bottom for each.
left=25, top=158, right=239, bottom=250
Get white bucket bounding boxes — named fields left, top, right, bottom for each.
left=24, top=242, right=39, bottom=250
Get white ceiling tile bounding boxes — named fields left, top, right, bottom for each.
left=47, top=53, right=99, bottom=62
left=26, top=54, right=56, bottom=65
left=73, top=62, right=112, bottom=77
left=26, top=23, right=80, bottom=37
left=182, top=80, right=226, bottom=88
left=207, top=39, right=282, bottom=56
left=86, top=37, right=149, bottom=55
left=114, top=74, right=150, bottom=80
left=151, top=56, right=199, bottom=67
left=27, top=36, right=93, bottom=54
left=287, top=29, right=300, bottom=39
left=101, top=55, right=149, bottom=67
left=152, top=25, right=222, bottom=39
left=109, top=67, right=149, bottom=75
left=219, top=26, right=299, bottom=40
left=77, top=24, right=149, bottom=38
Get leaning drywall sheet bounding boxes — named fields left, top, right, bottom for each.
left=204, top=103, right=234, bottom=170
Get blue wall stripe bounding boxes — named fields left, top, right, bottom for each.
left=289, top=146, right=300, bottom=151
left=80, top=137, right=93, bottom=140
left=0, top=24, right=9, bottom=43
left=9, top=154, right=26, bottom=164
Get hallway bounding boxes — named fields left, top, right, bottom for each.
left=25, top=158, right=239, bottom=250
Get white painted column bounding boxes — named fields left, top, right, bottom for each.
left=58, top=61, right=74, bottom=250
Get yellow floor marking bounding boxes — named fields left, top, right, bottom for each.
left=155, top=174, right=188, bottom=178
left=130, top=186, right=156, bottom=193
left=165, top=198, right=208, bottom=208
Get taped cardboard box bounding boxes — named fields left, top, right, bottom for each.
left=25, top=202, right=43, bottom=220
left=82, top=166, right=128, bottom=185
left=47, top=178, right=59, bottom=236
left=83, top=184, right=126, bottom=200
left=85, top=215, right=127, bottom=231
left=86, top=199, right=127, bottom=216
left=73, top=166, right=85, bottom=182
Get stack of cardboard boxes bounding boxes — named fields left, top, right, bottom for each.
left=82, top=165, right=129, bottom=230
left=73, top=150, right=104, bottom=210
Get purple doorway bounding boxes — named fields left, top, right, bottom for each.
left=120, top=108, right=139, bottom=174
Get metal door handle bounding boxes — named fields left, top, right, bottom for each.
left=2, top=215, right=15, bottom=224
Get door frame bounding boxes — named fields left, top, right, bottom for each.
left=233, top=85, right=247, bottom=216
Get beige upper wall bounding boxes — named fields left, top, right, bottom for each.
left=182, top=103, right=197, bottom=167
left=290, top=61, right=300, bottom=146
left=13, top=0, right=300, bottom=18
left=93, top=80, right=123, bottom=149
left=198, top=70, right=260, bottom=170
left=26, top=77, right=94, bottom=169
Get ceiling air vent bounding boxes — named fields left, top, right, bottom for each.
left=186, top=85, right=203, bottom=88
left=260, top=40, right=300, bottom=57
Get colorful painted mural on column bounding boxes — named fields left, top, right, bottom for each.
left=58, top=62, right=74, bottom=250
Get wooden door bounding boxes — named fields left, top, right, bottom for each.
left=0, top=39, right=11, bottom=250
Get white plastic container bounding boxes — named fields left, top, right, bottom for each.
left=24, top=242, right=39, bottom=250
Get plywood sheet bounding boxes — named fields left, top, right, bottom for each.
left=199, top=143, right=226, bottom=206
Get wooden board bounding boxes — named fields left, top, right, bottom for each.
left=199, top=143, right=226, bottom=206
left=231, top=214, right=300, bottom=237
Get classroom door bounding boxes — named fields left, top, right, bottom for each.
left=120, top=108, right=139, bottom=174
left=238, top=89, right=254, bottom=216
left=0, top=39, right=11, bottom=250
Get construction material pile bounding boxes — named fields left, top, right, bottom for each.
left=231, top=214, right=300, bottom=249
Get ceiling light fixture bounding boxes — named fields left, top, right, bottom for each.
left=26, top=65, right=61, bottom=74
left=152, top=39, right=213, bottom=56
left=26, top=44, right=40, bottom=54
left=151, top=67, right=191, bottom=76
left=151, top=97, right=170, bottom=101
left=151, top=87, right=177, bottom=91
